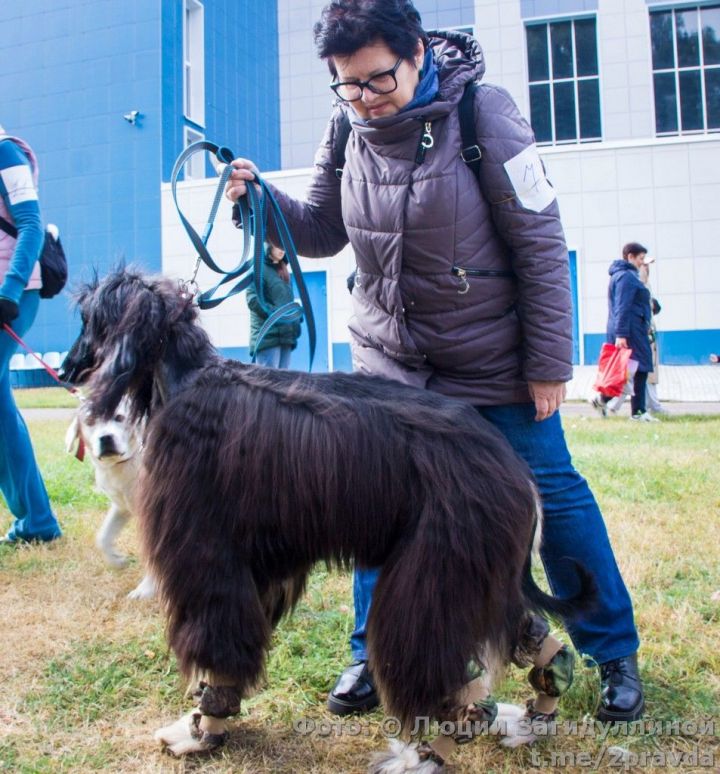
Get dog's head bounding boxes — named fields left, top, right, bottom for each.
left=65, top=397, right=143, bottom=467
left=60, top=267, right=210, bottom=421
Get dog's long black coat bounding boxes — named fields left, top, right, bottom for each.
left=62, top=269, right=589, bottom=727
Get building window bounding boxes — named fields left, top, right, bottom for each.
left=183, top=126, right=205, bottom=180
left=183, top=0, right=205, bottom=127
left=525, top=16, right=601, bottom=144
left=650, top=4, right=720, bottom=135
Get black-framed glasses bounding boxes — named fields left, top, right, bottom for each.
left=330, top=57, right=403, bottom=102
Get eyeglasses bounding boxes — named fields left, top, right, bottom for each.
left=330, top=57, right=403, bottom=102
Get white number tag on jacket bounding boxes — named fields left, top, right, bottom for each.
left=503, top=144, right=556, bottom=213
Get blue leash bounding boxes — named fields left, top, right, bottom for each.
left=170, top=141, right=316, bottom=369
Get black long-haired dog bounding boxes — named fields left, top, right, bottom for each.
left=61, top=268, right=592, bottom=765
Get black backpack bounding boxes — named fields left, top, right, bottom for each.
left=0, top=215, right=68, bottom=299
left=334, top=80, right=482, bottom=180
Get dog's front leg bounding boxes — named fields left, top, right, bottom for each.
left=96, top=504, right=131, bottom=567
left=155, top=680, right=240, bottom=756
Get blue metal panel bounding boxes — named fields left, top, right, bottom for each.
left=0, top=0, right=163, bottom=354
left=161, top=0, right=281, bottom=182
left=332, top=342, right=354, bottom=373
left=584, top=329, right=720, bottom=366
left=568, top=250, right=580, bottom=365
left=292, top=271, right=329, bottom=373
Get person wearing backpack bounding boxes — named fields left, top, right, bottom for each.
left=0, top=124, right=62, bottom=545
left=224, top=1, right=643, bottom=724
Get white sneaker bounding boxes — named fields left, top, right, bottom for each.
left=631, top=412, right=660, bottom=423
left=589, top=394, right=607, bottom=417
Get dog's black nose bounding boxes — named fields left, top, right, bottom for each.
left=98, top=435, right=119, bottom=457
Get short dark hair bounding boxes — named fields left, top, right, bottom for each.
left=622, top=242, right=648, bottom=260
left=313, top=0, right=427, bottom=76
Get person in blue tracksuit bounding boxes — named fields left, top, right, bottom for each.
left=0, top=124, right=62, bottom=544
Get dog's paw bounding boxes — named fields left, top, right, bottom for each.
left=127, top=574, right=157, bottom=600
left=155, top=711, right=227, bottom=756
left=368, top=740, right=443, bottom=773
left=492, top=703, right=537, bottom=748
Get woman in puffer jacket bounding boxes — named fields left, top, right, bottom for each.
left=224, top=0, right=643, bottom=726
left=246, top=243, right=302, bottom=369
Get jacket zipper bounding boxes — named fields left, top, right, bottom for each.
left=415, top=121, right=434, bottom=164
left=452, top=266, right=515, bottom=294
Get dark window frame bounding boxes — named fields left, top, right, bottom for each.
left=525, top=15, right=602, bottom=146
left=650, top=4, right=720, bottom=136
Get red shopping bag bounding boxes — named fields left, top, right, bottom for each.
left=593, top=343, right=633, bottom=398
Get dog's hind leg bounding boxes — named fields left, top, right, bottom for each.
left=498, top=614, right=575, bottom=748
left=96, top=504, right=131, bottom=567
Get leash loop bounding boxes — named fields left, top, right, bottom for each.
left=170, top=141, right=316, bottom=369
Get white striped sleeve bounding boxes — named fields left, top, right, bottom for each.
left=0, top=164, right=38, bottom=205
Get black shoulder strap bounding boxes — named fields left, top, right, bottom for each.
left=459, top=80, right=482, bottom=180
left=333, top=113, right=352, bottom=179
left=0, top=214, right=18, bottom=239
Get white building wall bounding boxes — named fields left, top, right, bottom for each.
left=160, top=1, right=720, bottom=368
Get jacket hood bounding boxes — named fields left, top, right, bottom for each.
left=348, top=31, right=484, bottom=141
left=609, top=259, right=637, bottom=276
left=430, top=29, right=485, bottom=102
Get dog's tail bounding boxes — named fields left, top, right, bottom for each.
left=522, top=554, right=597, bottom=620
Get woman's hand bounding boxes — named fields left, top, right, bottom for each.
left=527, top=380, right=566, bottom=422
left=615, top=337, right=629, bottom=348
left=223, top=158, right=260, bottom=202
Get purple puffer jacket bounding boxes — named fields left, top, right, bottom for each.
left=266, top=31, right=573, bottom=405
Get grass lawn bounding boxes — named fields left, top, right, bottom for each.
left=0, top=412, right=718, bottom=772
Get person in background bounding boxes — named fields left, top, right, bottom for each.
left=0, top=123, right=62, bottom=544
left=593, top=242, right=658, bottom=423
left=608, top=254, right=665, bottom=417
left=246, top=243, right=302, bottom=369
left=225, top=0, right=644, bottom=724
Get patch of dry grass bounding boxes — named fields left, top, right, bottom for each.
left=0, top=416, right=718, bottom=772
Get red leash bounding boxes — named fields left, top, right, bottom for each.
left=3, top=322, right=85, bottom=460
left=2, top=322, right=79, bottom=395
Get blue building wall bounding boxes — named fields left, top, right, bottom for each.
left=1, top=0, right=280, bottom=357
left=0, top=0, right=163, bottom=354
left=161, top=0, right=281, bottom=182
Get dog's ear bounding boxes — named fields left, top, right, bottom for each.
left=90, top=280, right=169, bottom=420
left=64, top=414, right=81, bottom=455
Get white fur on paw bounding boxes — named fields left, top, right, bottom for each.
left=492, top=703, right=537, bottom=748
left=368, top=740, right=443, bottom=773
left=155, top=711, right=205, bottom=756
left=127, top=574, right=157, bottom=600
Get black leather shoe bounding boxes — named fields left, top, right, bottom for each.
left=327, top=660, right=379, bottom=715
left=597, top=654, right=644, bottom=722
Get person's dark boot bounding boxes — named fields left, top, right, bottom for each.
left=597, top=653, right=644, bottom=722
left=327, top=660, right=379, bottom=715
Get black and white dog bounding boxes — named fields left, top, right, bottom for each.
left=65, top=398, right=156, bottom=600
left=61, top=269, right=592, bottom=771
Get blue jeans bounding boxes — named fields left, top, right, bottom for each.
left=0, top=291, right=62, bottom=542
left=255, top=345, right=292, bottom=369
left=350, top=403, right=639, bottom=665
